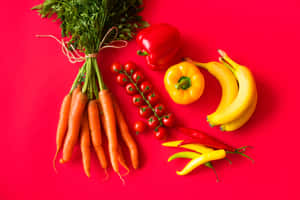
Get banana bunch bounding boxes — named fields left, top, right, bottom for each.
left=187, top=50, right=257, bottom=131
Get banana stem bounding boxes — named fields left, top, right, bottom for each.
left=184, top=57, right=209, bottom=70
left=219, top=57, right=235, bottom=75
left=218, top=49, right=240, bottom=70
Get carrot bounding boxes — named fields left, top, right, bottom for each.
left=80, top=111, right=91, bottom=177
left=53, top=93, right=72, bottom=171
left=71, top=84, right=82, bottom=109
left=60, top=90, right=88, bottom=163
left=118, top=145, right=129, bottom=173
left=98, top=90, right=119, bottom=173
left=88, top=100, right=107, bottom=170
left=98, top=102, right=127, bottom=172
left=113, top=98, right=139, bottom=169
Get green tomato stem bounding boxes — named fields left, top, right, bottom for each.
left=122, top=70, right=163, bottom=128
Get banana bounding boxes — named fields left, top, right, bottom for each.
left=220, top=90, right=257, bottom=131
left=207, top=50, right=257, bottom=126
left=185, top=59, right=238, bottom=118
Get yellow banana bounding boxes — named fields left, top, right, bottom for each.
left=207, top=50, right=257, bottom=126
left=185, top=59, right=238, bottom=118
left=220, top=90, right=257, bottom=131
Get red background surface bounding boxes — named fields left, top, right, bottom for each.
left=1, top=0, right=299, bottom=199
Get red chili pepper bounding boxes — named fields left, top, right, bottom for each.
left=177, top=127, right=236, bottom=152
left=136, top=23, right=181, bottom=71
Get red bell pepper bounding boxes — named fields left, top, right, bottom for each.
left=136, top=23, right=181, bottom=71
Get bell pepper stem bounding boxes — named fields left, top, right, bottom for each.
left=175, top=76, right=191, bottom=90
left=137, top=50, right=149, bottom=56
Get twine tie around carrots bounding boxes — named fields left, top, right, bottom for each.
left=36, top=26, right=128, bottom=63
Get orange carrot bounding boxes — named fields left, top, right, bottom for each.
left=88, top=100, right=107, bottom=170
left=80, top=111, right=91, bottom=177
left=60, top=91, right=88, bottom=163
left=53, top=93, right=72, bottom=171
left=98, top=103, right=126, bottom=171
left=71, top=85, right=81, bottom=109
left=98, top=90, right=119, bottom=173
left=118, top=145, right=129, bottom=173
left=113, top=98, right=139, bottom=169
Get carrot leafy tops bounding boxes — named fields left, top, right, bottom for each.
left=32, top=0, right=148, bottom=54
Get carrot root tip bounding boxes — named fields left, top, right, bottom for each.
left=53, top=152, right=58, bottom=173
left=121, top=169, right=130, bottom=177
left=118, top=173, right=126, bottom=185
left=102, top=169, right=109, bottom=182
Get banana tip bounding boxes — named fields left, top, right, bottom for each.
left=217, top=49, right=226, bottom=57
left=176, top=171, right=184, bottom=176
left=208, top=122, right=215, bottom=128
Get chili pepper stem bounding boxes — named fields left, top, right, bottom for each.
left=209, top=163, right=220, bottom=183
left=226, top=150, right=254, bottom=163
left=225, top=157, right=232, bottom=165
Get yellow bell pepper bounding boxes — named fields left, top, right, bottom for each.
left=164, top=62, right=205, bottom=104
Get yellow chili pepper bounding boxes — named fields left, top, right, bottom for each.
left=167, top=151, right=201, bottom=162
left=176, top=149, right=226, bottom=176
left=164, top=62, right=205, bottom=104
left=162, top=140, right=184, bottom=147
left=180, top=144, right=214, bottom=154
left=162, top=140, right=214, bottom=154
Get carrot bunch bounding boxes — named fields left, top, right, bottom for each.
left=54, top=57, right=139, bottom=179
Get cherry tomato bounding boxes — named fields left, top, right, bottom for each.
left=124, top=61, right=136, bottom=75
left=148, top=115, right=160, bottom=129
left=140, top=81, right=152, bottom=94
left=162, top=113, right=175, bottom=127
left=125, top=83, right=137, bottom=95
left=154, top=127, right=167, bottom=140
left=111, top=62, right=123, bottom=74
left=134, top=121, right=146, bottom=134
left=132, top=71, right=144, bottom=84
left=139, top=106, right=152, bottom=118
left=154, top=104, right=166, bottom=117
left=116, top=74, right=129, bottom=86
left=132, top=94, right=144, bottom=107
left=147, top=91, right=160, bottom=106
